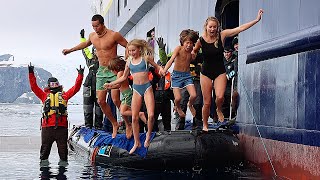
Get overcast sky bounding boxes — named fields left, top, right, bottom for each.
left=0, top=0, right=95, bottom=65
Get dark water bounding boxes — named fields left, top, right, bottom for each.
left=0, top=104, right=264, bottom=179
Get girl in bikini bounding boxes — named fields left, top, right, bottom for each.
left=104, top=56, right=147, bottom=139
left=105, top=39, right=163, bottom=154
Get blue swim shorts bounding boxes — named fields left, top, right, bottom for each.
left=171, top=70, right=193, bottom=89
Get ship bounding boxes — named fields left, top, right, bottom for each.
left=86, top=0, right=320, bottom=178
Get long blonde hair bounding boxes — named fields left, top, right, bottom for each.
left=126, top=39, right=154, bottom=60
left=203, top=16, right=220, bottom=48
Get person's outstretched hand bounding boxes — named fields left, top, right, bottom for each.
left=80, top=29, right=85, bottom=38
left=77, top=65, right=85, bottom=75
left=156, top=37, right=166, bottom=50
left=28, top=62, right=34, bottom=73
left=256, top=9, right=264, bottom=21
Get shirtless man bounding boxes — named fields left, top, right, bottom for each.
left=62, top=14, right=128, bottom=138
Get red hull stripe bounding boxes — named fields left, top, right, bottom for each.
left=240, top=134, right=320, bottom=179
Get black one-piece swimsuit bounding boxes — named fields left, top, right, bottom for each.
left=200, top=36, right=226, bottom=80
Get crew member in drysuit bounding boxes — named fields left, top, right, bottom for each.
left=28, top=62, right=83, bottom=166
left=80, top=29, right=117, bottom=131
left=153, top=37, right=174, bottom=131
left=223, top=46, right=237, bottom=118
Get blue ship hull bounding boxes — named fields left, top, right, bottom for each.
left=237, top=0, right=320, bottom=179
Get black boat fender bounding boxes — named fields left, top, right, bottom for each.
left=69, top=127, right=243, bottom=170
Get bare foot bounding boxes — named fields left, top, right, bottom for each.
left=129, top=142, right=141, bottom=154
left=139, top=112, right=147, bottom=124
left=125, top=123, right=133, bottom=139
left=202, top=121, right=209, bottom=132
left=144, top=135, right=151, bottom=148
left=188, top=103, right=196, bottom=117
left=111, top=122, right=120, bottom=138
left=216, top=109, right=224, bottom=121
left=176, top=107, right=186, bottom=118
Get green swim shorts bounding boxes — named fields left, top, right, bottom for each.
left=96, top=65, right=117, bottom=91
left=121, top=88, right=133, bottom=107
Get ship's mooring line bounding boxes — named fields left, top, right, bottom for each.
left=238, top=76, right=277, bottom=177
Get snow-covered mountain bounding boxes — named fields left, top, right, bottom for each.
left=0, top=56, right=51, bottom=103
left=0, top=53, right=87, bottom=104
left=14, top=92, right=41, bottom=104
left=0, top=54, right=14, bottom=62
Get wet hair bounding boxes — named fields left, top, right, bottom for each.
left=107, top=56, right=126, bottom=72
left=232, top=36, right=238, bottom=46
left=92, top=14, right=104, bottom=24
left=204, top=16, right=220, bottom=48
left=127, top=39, right=154, bottom=58
left=224, top=46, right=233, bottom=52
left=179, top=29, right=199, bottom=46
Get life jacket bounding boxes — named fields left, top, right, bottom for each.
left=42, top=92, right=68, bottom=128
left=164, top=72, right=171, bottom=90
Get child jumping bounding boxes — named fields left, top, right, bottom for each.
left=160, top=29, right=199, bottom=118
left=104, top=56, right=147, bottom=139
left=105, top=39, right=163, bottom=154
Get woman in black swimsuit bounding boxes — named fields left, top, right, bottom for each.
left=192, top=9, right=264, bottom=131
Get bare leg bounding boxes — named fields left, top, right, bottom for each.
left=122, top=119, right=132, bottom=138
left=129, top=92, right=142, bottom=154
left=232, top=90, right=239, bottom=113
left=129, top=119, right=141, bottom=154
left=216, top=108, right=224, bottom=122
left=97, top=90, right=119, bottom=138
left=172, top=88, right=185, bottom=117
left=214, top=74, right=227, bottom=122
left=139, top=112, right=147, bottom=124
left=124, top=120, right=133, bottom=139
left=119, top=105, right=133, bottom=139
left=122, top=117, right=132, bottom=138
left=200, top=74, right=213, bottom=132
left=112, top=89, right=132, bottom=139
left=188, top=103, right=196, bottom=117
left=144, top=134, right=151, bottom=148
left=186, top=85, right=197, bottom=117
left=144, top=88, right=155, bottom=148
left=129, top=117, right=141, bottom=155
